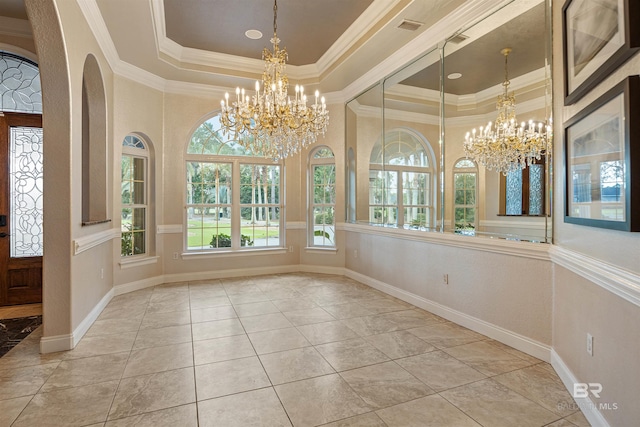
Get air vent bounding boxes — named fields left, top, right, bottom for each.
left=448, top=33, right=469, bottom=44
left=397, top=19, right=423, bottom=31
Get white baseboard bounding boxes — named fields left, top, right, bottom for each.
left=345, top=269, right=551, bottom=362
left=298, top=264, right=346, bottom=276
left=40, top=333, right=74, bottom=354
left=551, top=349, right=611, bottom=427
left=114, top=275, right=166, bottom=296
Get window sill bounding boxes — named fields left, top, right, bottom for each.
left=304, top=247, right=338, bottom=254
left=82, top=219, right=111, bottom=226
left=181, top=247, right=288, bottom=260
left=119, top=255, right=159, bottom=269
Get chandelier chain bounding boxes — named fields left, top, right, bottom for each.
left=219, top=0, right=329, bottom=161
left=463, top=48, right=551, bottom=176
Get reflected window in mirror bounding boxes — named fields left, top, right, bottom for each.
left=499, top=157, right=545, bottom=216
left=453, top=159, right=477, bottom=234
left=369, top=128, right=436, bottom=228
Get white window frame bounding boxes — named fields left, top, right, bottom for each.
left=308, top=146, right=336, bottom=248
left=121, top=135, right=148, bottom=258
left=453, top=158, right=478, bottom=233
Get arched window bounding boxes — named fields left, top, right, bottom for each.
left=309, top=146, right=335, bottom=247
left=453, top=158, right=478, bottom=234
left=121, top=135, right=148, bottom=257
left=369, top=128, right=436, bottom=228
left=186, top=115, right=283, bottom=251
left=0, top=51, right=42, bottom=114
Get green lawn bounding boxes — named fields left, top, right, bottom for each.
left=186, top=219, right=279, bottom=247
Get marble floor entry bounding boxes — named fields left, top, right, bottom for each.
left=0, top=273, right=590, bottom=426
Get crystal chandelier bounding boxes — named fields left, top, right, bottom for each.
left=463, top=48, right=551, bottom=175
left=219, top=0, right=329, bottom=161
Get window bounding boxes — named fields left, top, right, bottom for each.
left=121, top=135, right=147, bottom=257
left=0, top=52, right=42, bottom=113
left=499, top=158, right=546, bottom=216
left=309, top=146, right=336, bottom=247
left=369, top=128, right=436, bottom=228
left=453, top=159, right=477, bottom=233
left=186, top=115, right=283, bottom=251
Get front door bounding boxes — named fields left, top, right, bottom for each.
left=0, top=112, right=43, bottom=306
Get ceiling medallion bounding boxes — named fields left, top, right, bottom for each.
left=463, top=48, right=551, bottom=175
left=219, top=0, right=329, bottom=161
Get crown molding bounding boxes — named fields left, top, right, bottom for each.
left=76, top=0, right=120, bottom=67
left=0, top=16, right=32, bottom=39
left=342, top=0, right=514, bottom=102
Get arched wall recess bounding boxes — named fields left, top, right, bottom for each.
left=81, top=53, right=108, bottom=224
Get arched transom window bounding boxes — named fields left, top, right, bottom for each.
left=369, top=128, right=436, bottom=228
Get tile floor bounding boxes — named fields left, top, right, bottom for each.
left=0, top=273, right=591, bottom=427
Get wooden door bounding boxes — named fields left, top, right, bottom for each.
left=0, top=113, right=43, bottom=306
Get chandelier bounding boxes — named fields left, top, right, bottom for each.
left=463, top=48, right=551, bottom=175
left=219, top=0, right=329, bottom=161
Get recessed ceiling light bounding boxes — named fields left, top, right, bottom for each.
left=245, top=29, right=263, bottom=40
left=447, top=72, right=462, bottom=80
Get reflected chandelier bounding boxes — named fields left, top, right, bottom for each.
left=219, top=0, right=329, bottom=161
left=463, top=48, right=551, bottom=175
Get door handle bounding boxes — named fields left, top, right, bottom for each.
left=0, top=232, right=9, bottom=238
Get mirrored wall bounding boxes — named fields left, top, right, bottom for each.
left=346, top=0, right=552, bottom=242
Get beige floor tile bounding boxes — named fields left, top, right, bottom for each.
left=340, top=316, right=400, bottom=337
left=0, top=340, right=65, bottom=370
left=195, top=356, right=270, bottom=401
left=262, top=288, right=303, bottom=300
left=85, top=317, right=142, bottom=337
left=13, top=380, right=119, bottom=427
left=189, top=295, right=231, bottom=310
left=198, top=387, right=291, bottom=427
left=233, top=301, right=280, bottom=317
left=108, top=290, right=152, bottom=309
left=564, top=410, right=590, bottom=426
left=188, top=288, right=227, bottom=300
left=132, top=324, right=192, bottom=350
left=484, top=339, right=542, bottom=364
left=396, top=350, right=486, bottom=392
left=357, top=299, right=413, bottom=314
left=545, top=420, right=579, bottom=427
left=376, top=394, right=481, bottom=427
left=149, top=291, right=189, bottom=304
left=407, top=322, right=485, bottom=348
left=108, top=367, right=196, bottom=420
left=248, top=327, right=311, bottom=354
left=281, top=307, right=335, bottom=326
left=272, top=297, right=318, bottom=312
left=139, top=310, right=191, bottom=330
left=239, top=313, right=293, bottom=333
left=145, top=300, right=190, bottom=314
left=42, top=353, right=128, bottom=392
left=0, top=396, right=32, bottom=426
left=123, top=342, right=193, bottom=377
left=105, top=403, right=197, bottom=427
left=191, top=318, right=245, bottom=341
left=64, top=332, right=136, bottom=360
left=319, top=412, right=388, bottom=427
left=193, top=334, right=256, bottom=365
left=190, top=305, right=237, bottom=323
left=227, top=292, right=271, bottom=305
left=493, top=363, right=577, bottom=416
left=379, top=310, right=443, bottom=330
left=364, top=330, right=436, bottom=359
left=0, top=363, right=59, bottom=400
left=321, top=303, right=375, bottom=320
left=440, top=378, right=561, bottom=427
left=97, top=303, right=147, bottom=322
left=275, top=374, right=372, bottom=426
left=296, top=321, right=359, bottom=346
left=444, top=340, right=535, bottom=376
left=339, top=361, right=433, bottom=409
left=260, top=347, right=335, bottom=385
left=315, top=338, right=389, bottom=372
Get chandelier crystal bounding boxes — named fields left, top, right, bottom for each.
left=219, top=0, right=329, bottom=161
left=463, top=48, right=551, bottom=176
